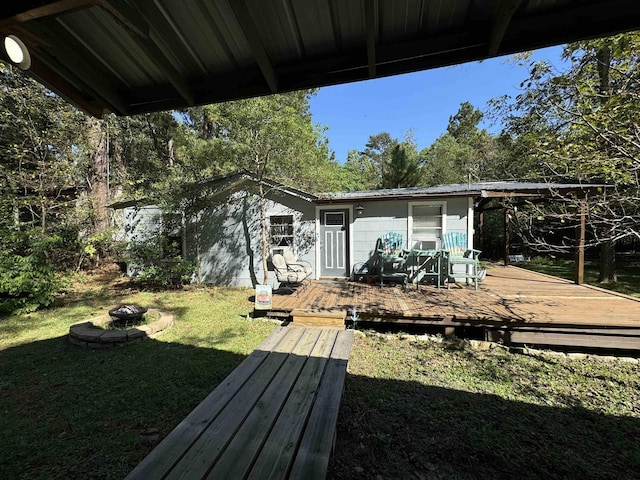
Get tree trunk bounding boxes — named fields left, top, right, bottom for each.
left=598, top=240, right=617, bottom=283
left=87, top=118, right=110, bottom=234
left=594, top=46, right=616, bottom=284
left=258, top=181, right=269, bottom=285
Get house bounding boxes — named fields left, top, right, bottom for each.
left=113, top=173, right=602, bottom=288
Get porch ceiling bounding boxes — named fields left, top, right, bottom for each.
left=1, top=1, right=639, bottom=117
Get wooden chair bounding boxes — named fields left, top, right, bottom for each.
left=373, top=232, right=408, bottom=288
left=441, top=232, right=481, bottom=290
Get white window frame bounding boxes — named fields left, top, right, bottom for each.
left=268, top=212, right=296, bottom=256
left=407, top=200, right=447, bottom=250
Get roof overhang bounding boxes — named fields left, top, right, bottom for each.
left=2, top=1, right=639, bottom=116
left=109, top=171, right=318, bottom=210
left=316, top=182, right=606, bottom=204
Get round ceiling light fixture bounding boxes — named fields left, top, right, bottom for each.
left=4, top=35, right=31, bottom=70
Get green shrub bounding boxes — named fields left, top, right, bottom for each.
left=0, top=229, right=65, bottom=314
left=125, top=237, right=195, bottom=289
left=528, top=255, right=557, bottom=266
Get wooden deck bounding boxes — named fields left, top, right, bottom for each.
left=269, top=266, right=640, bottom=351
left=126, top=327, right=354, bottom=480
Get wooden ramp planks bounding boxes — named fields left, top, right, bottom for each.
left=291, top=309, right=347, bottom=329
left=125, top=327, right=354, bottom=480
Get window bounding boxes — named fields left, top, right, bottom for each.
left=409, top=202, right=446, bottom=250
left=270, top=215, right=294, bottom=247
left=324, top=212, right=344, bottom=226
left=161, top=213, right=184, bottom=258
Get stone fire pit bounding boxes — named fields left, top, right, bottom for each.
left=69, top=307, right=173, bottom=349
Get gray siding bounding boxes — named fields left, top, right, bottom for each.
left=121, top=192, right=474, bottom=288
left=350, top=196, right=471, bottom=269
left=186, top=190, right=316, bottom=288
left=124, top=206, right=163, bottom=242
left=443, top=197, right=469, bottom=236
left=351, top=200, right=408, bottom=266
left=123, top=206, right=164, bottom=277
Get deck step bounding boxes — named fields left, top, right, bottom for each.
left=291, top=309, right=347, bottom=330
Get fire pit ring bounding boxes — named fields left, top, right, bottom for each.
left=69, top=308, right=174, bottom=349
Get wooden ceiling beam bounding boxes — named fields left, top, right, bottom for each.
left=28, top=55, right=105, bottom=117
left=0, top=0, right=98, bottom=28
left=364, top=0, right=377, bottom=78
left=488, top=0, right=521, bottom=56
left=228, top=0, right=279, bottom=93
left=98, top=1, right=196, bottom=106
left=28, top=19, right=130, bottom=113
left=137, top=1, right=208, bottom=75
left=36, top=51, right=125, bottom=115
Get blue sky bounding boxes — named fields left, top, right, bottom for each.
left=309, top=46, right=565, bottom=163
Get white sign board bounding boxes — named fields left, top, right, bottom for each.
left=254, top=284, right=272, bottom=310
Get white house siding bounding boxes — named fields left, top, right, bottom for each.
left=186, top=190, right=316, bottom=288
left=443, top=197, right=470, bottom=236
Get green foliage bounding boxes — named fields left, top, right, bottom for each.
left=380, top=144, right=422, bottom=188
left=446, top=101, right=483, bottom=141
left=0, top=65, right=85, bottom=235
left=496, top=32, right=640, bottom=280
left=0, top=229, right=65, bottom=314
left=180, top=90, right=338, bottom=195
left=125, top=238, right=196, bottom=289
left=337, top=149, right=378, bottom=191
left=422, top=101, right=522, bottom=186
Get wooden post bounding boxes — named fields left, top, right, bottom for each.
left=478, top=210, right=484, bottom=255
left=574, top=197, right=586, bottom=284
left=503, top=208, right=510, bottom=266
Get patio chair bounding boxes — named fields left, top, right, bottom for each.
left=373, top=232, right=409, bottom=288
left=441, top=232, right=481, bottom=290
left=272, top=254, right=309, bottom=294
left=282, top=250, right=313, bottom=276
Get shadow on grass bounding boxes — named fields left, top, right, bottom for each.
left=329, top=373, right=640, bottom=480
left=4, top=329, right=639, bottom=480
left=0, top=334, right=248, bottom=480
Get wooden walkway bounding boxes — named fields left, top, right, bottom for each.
left=126, top=327, right=354, bottom=480
left=269, top=266, right=640, bottom=350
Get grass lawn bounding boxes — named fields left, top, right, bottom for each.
left=519, top=258, right=640, bottom=297
left=1, top=271, right=640, bottom=479
left=0, top=277, right=275, bottom=480
left=329, top=333, right=640, bottom=480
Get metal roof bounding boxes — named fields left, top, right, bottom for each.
left=1, top=1, right=639, bottom=116
left=110, top=177, right=604, bottom=209
left=317, top=181, right=605, bottom=202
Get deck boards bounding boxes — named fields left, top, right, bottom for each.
left=126, top=327, right=354, bottom=480
left=269, top=266, right=640, bottom=350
